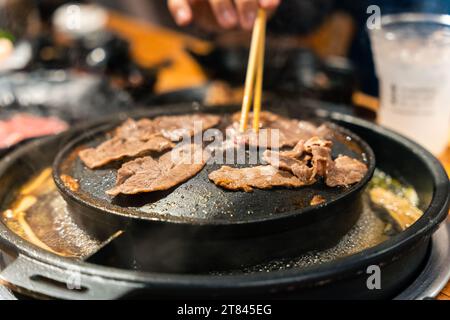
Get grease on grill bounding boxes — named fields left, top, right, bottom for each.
left=310, top=195, right=326, bottom=206
left=60, top=174, right=79, bottom=192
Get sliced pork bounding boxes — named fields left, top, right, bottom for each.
left=208, top=165, right=307, bottom=192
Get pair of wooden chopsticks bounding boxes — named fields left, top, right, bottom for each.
left=239, top=9, right=267, bottom=133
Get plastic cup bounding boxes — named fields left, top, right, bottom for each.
left=369, top=13, right=450, bottom=155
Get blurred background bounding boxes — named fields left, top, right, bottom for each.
left=0, top=0, right=448, bottom=164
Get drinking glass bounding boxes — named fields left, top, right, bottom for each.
left=370, top=13, right=450, bottom=155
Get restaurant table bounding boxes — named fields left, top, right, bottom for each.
left=106, top=11, right=450, bottom=300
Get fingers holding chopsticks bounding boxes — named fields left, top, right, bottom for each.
left=168, top=0, right=280, bottom=29
left=209, top=0, right=239, bottom=29
left=234, top=0, right=259, bottom=30
left=167, top=0, right=269, bottom=133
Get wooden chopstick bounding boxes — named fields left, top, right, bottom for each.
left=239, top=9, right=267, bottom=133
left=252, top=10, right=266, bottom=132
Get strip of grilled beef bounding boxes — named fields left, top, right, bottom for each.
left=107, top=143, right=207, bottom=196
left=264, top=137, right=367, bottom=188
left=263, top=140, right=316, bottom=185
left=229, top=111, right=329, bottom=148
left=79, top=134, right=174, bottom=169
left=304, top=137, right=333, bottom=177
left=152, top=114, right=221, bottom=141
left=325, top=155, right=368, bottom=187
left=208, top=165, right=308, bottom=192
left=115, top=114, right=221, bottom=141
left=79, top=114, right=220, bottom=169
left=114, top=118, right=156, bottom=140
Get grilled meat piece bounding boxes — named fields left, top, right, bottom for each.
left=116, top=114, right=221, bottom=142
left=226, top=125, right=285, bottom=149
left=152, top=114, right=221, bottom=141
left=326, top=155, right=368, bottom=187
left=79, top=134, right=174, bottom=169
left=79, top=114, right=221, bottom=169
left=263, top=141, right=316, bottom=185
left=114, top=118, right=156, bottom=140
left=208, top=165, right=307, bottom=192
left=264, top=137, right=366, bottom=187
left=107, top=144, right=207, bottom=196
left=229, top=111, right=329, bottom=148
left=304, top=137, right=333, bottom=177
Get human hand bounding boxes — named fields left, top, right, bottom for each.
left=168, top=0, right=280, bottom=30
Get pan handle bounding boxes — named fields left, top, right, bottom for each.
left=0, top=254, right=143, bottom=300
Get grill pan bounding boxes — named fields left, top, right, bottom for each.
left=52, top=105, right=375, bottom=272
